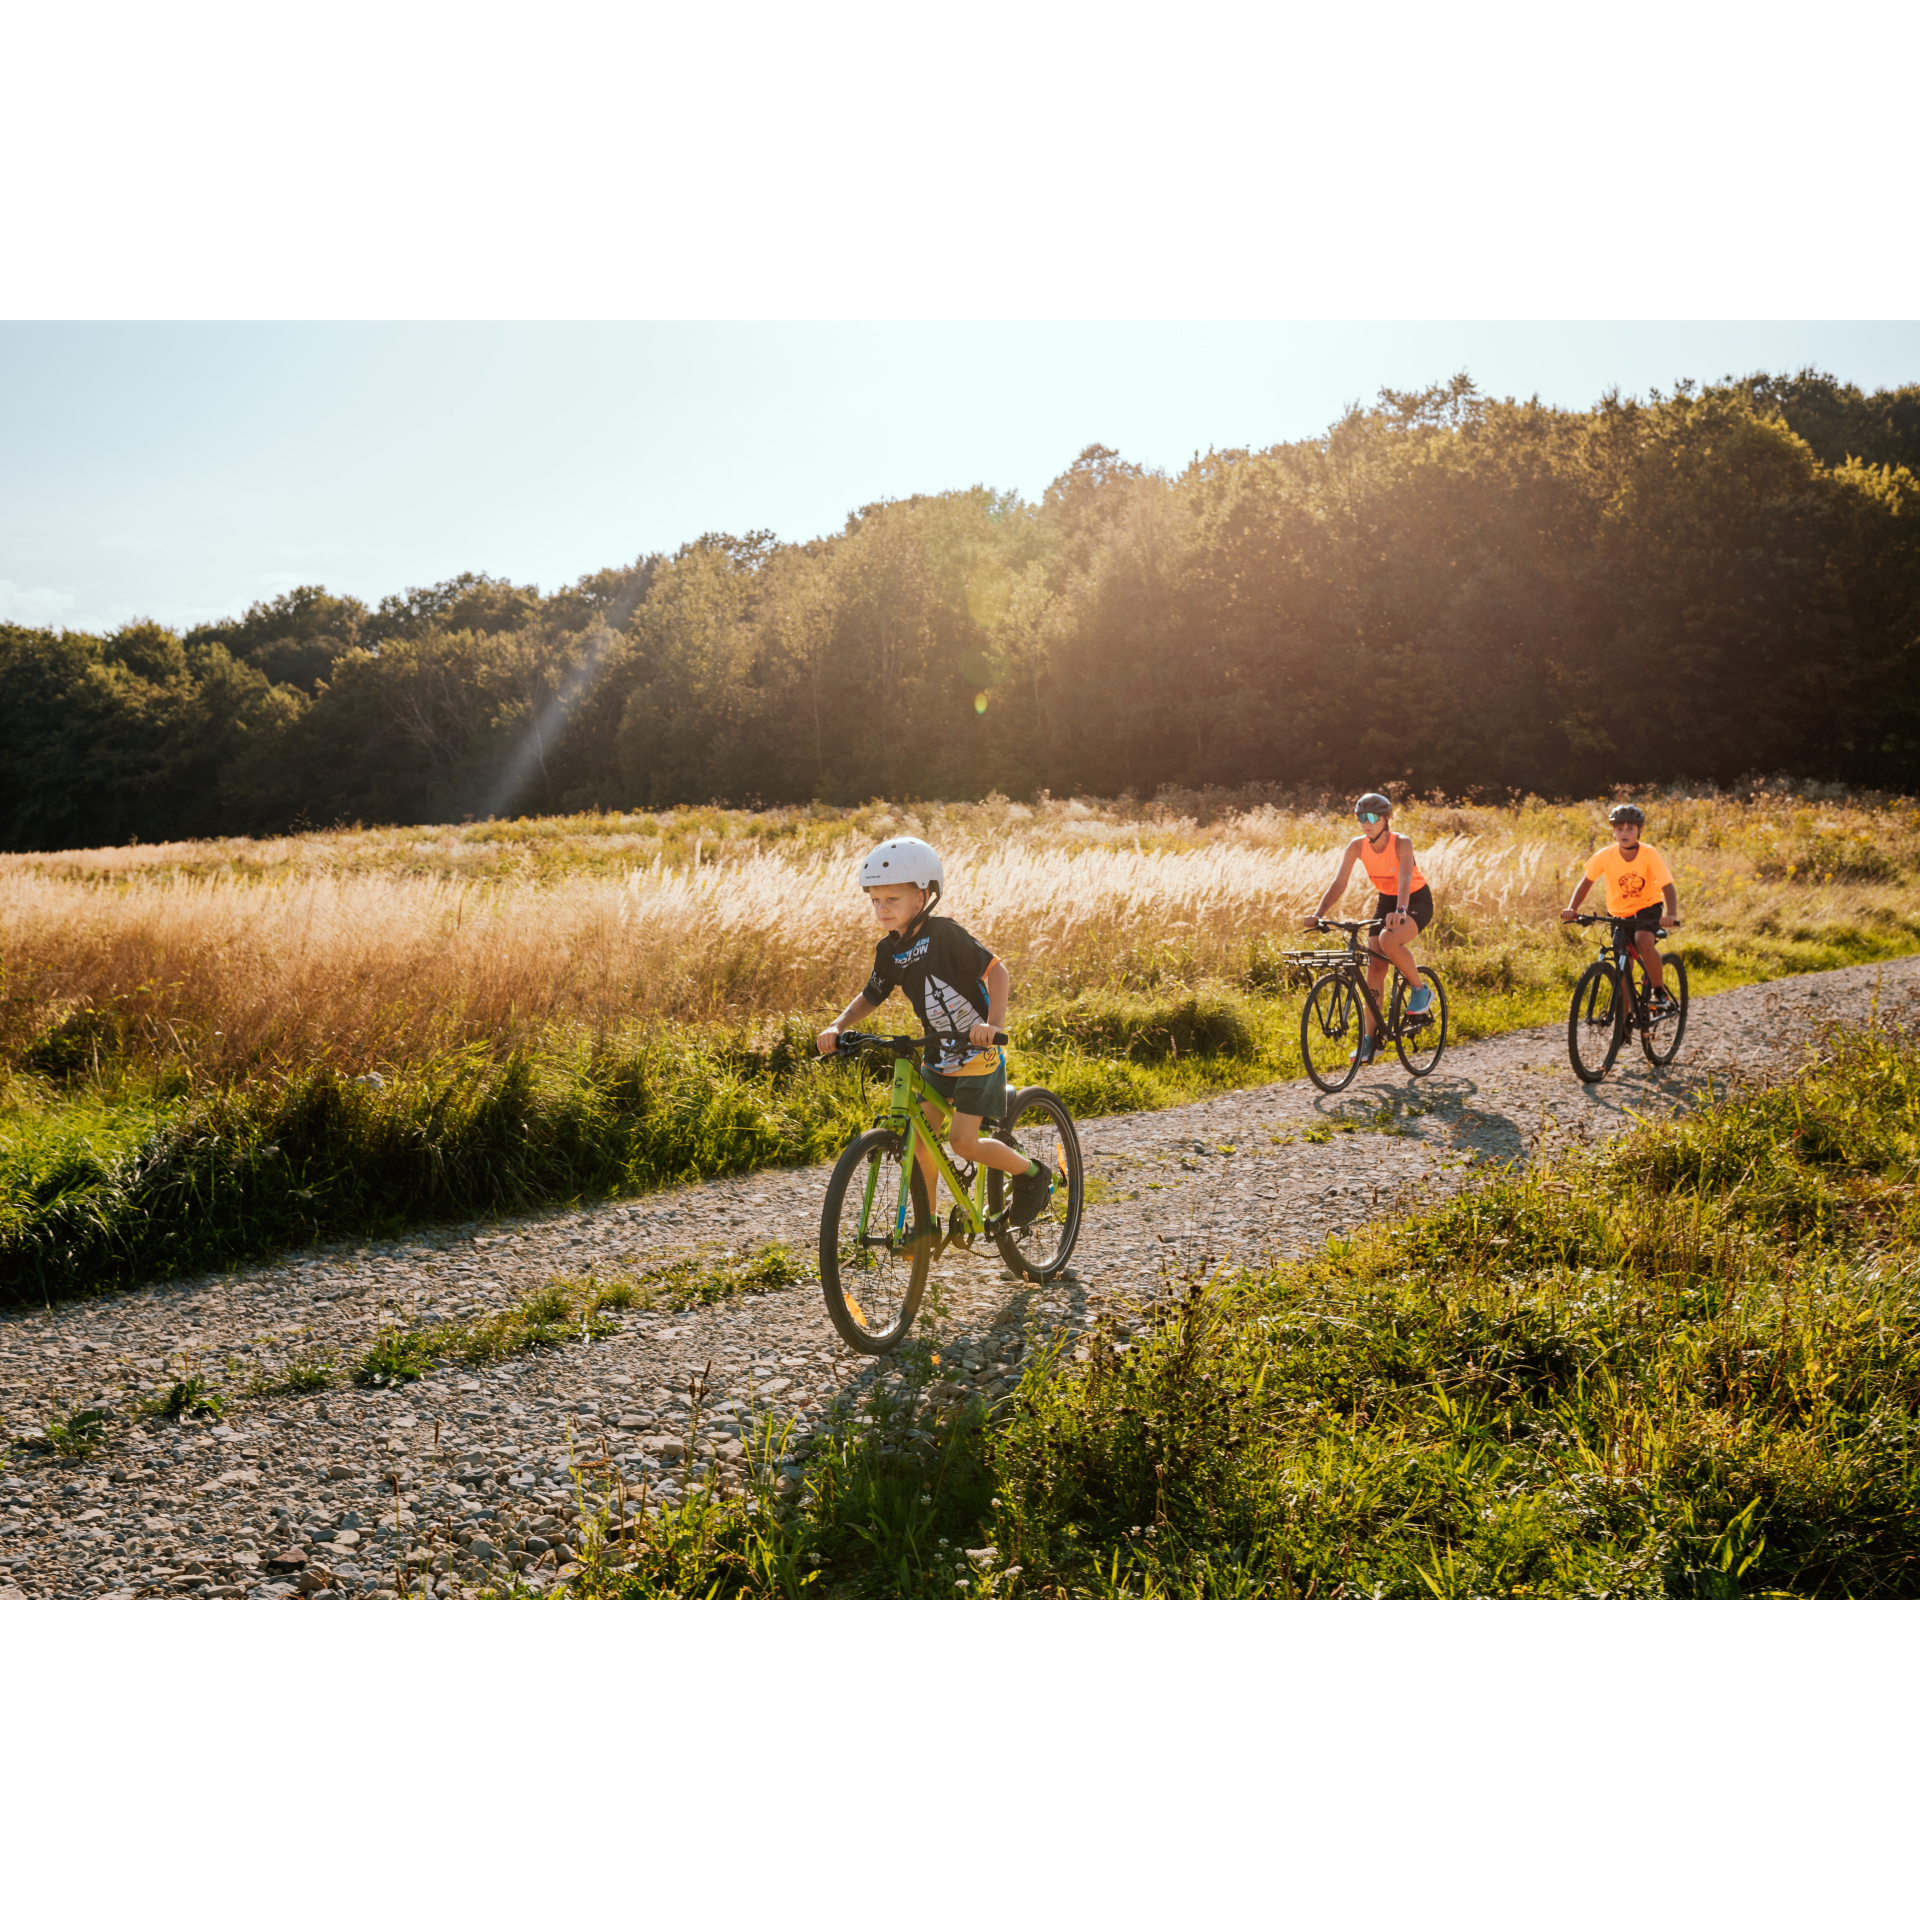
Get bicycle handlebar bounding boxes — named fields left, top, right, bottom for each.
left=1314, top=916, right=1386, bottom=934
left=829, top=1028, right=1008, bottom=1058
left=1575, top=913, right=1667, bottom=937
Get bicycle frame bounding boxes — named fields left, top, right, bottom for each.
left=1305, top=920, right=1406, bottom=1037
left=856, top=1053, right=1000, bottom=1249
left=1586, top=918, right=1663, bottom=1032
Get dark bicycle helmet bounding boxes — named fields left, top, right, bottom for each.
left=1354, top=791, right=1393, bottom=819
left=1608, top=803, right=1645, bottom=826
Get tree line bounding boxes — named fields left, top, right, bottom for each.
left=4, top=366, right=1918, bottom=852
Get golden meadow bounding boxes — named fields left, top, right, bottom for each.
left=4, top=785, right=1919, bottom=1082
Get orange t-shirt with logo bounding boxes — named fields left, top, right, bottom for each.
left=1356, top=832, right=1426, bottom=897
left=1584, top=844, right=1673, bottom=917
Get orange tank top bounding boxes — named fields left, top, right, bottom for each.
left=1358, top=831, right=1425, bottom=897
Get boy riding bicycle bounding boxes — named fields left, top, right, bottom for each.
left=1301, top=791, right=1435, bottom=1065
left=817, top=837, right=1054, bottom=1229
left=1560, top=803, right=1681, bottom=1001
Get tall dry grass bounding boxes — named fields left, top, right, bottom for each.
left=4, top=788, right=1918, bottom=1080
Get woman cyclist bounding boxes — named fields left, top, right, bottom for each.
left=1302, top=792, right=1435, bottom=1065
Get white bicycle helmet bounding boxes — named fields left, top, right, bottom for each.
left=858, top=836, right=944, bottom=890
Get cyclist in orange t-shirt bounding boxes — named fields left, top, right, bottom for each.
left=1302, top=792, right=1433, bottom=1065
left=1560, top=803, right=1681, bottom=1001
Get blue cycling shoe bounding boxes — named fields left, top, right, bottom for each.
left=1350, top=1032, right=1378, bottom=1067
left=1406, top=985, right=1433, bottom=1016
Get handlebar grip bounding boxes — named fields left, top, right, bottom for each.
left=991, top=1029, right=1008, bottom=1046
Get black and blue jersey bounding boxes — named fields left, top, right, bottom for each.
left=863, top=916, right=1000, bottom=1075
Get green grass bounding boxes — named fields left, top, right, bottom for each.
left=0, top=1026, right=871, bottom=1309
left=240, top=1246, right=817, bottom=1397
left=5, top=906, right=1920, bottom=1309
left=561, top=1013, right=1920, bottom=1600
left=351, top=1283, right=623, bottom=1386
left=133, top=1373, right=225, bottom=1422
left=42, top=1405, right=113, bottom=1459
left=249, top=1354, right=339, bottom=1397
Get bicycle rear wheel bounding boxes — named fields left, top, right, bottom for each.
left=1391, top=967, right=1449, bottom=1076
left=1640, top=952, right=1690, bottom=1066
left=1301, top=972, right=1366, bottom=1093
left=1568, top=961, right=1622, bottom=1083
left=989, top=1087, right=1083, bottom=1279
left=819, top=1128, right=932, bottom=1353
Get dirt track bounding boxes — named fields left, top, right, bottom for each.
left=4, top=954, right=1916, bottom=1600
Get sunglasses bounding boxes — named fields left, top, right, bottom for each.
left=1358, top=812, right=1385, bottom=826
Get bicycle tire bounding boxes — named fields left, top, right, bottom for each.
left=819, top=1128, right=933, bottom=1354
left=1301, top=972, right=1366, bottom=1093
left=1391, top=966, right=1449, bottom=1076
left=989, top=1087, right=1084, bottom=1279
left=1639, top=952, right=1690, bottom=1067
left=1568, top=961, right=1623, bottom=1083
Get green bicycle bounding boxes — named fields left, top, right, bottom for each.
left=819, top=1031, right=1084, bottom=1354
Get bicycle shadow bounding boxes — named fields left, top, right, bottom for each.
left=1307, top=1070, right=1528, bottom=1165
left=829, top=1267, right=1086, bottom=1428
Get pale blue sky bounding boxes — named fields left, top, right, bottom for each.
left=4, top=322, right=1917, bottom=635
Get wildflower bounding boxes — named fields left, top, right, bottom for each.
left=954, top=1579, right=970, bottom=1592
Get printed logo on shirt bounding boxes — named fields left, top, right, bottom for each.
left=892, top=937, right=931, bottom=966
left=922, top=976, right=982, bottom=1047
left=1618, top=871, right=1648, bottom=900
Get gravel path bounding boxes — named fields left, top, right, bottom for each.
left=5, top=954, right=1916, bottom=1601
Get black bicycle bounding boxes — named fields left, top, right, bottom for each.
left=1566, top=914, right=1689, bottom=1083
left=1286, top=917, right=1449, bottom=1094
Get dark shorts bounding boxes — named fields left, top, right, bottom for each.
left=1373, top=884, right=1434, bottom=933
left=924, top=1059, right=1008, bottom=1121
left=1615, top=905, right=1664, bottom=941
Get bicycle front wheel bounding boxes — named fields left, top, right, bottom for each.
left=1568, top=961, right=1622, bottom=1083
left=819, top=1128, right=932, bottom=1354
left=1302, top=973, right=1366, bottom=1093
left=989, top=1087, right=1083, bottom=1279
left=1391, top=967, right=1449, bottom=1076
left=1640, top=952, right=1690, bottom=1066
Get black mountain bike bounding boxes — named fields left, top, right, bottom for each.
left=1566, top=914, right=1689, bottom=1083
left=1287, top=917, right=1449, bottom=1094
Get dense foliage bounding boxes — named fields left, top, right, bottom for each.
left=4, top=368, right=1918, bottom=852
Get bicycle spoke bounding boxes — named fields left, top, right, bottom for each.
left=820, top=1129, right=930, bottom=1352
left=1568, top=961, right=1621, bottom=1082
left=992, top=1089, right=1083, bottom=1279
left=1640, top=951, right=1690, bottom=1067
left=1392, top=967, right=1448, bottom=1076
left=1301, top=972, right=1365, bottom=1092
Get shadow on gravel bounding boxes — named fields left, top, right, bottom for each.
left=1310, top=1073, right=1530, bottom=1166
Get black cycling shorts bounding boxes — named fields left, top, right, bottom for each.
left=1614, top=905, right=1664, bottom=940
left=1373, top=884, right=1433, bottom=933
